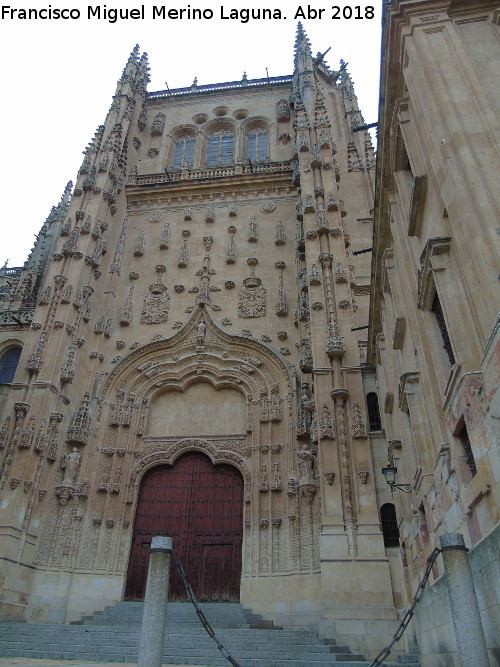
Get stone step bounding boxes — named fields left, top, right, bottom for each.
left=0, top=651, right=375, bottom=667
left=0, top=600, right=419, bottom=667
left=0, top=638, right=348, bottom=654
left=0, top=624, right=319, bottom=640
left=0, top=633, right=345, bottom=648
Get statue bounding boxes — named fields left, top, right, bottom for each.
left=196, top=321, right=207, bottom=344
left=61, top=447, right=80, bottom=486
left=297, top=444, right=315, bottom=484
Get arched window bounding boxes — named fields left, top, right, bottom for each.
left=206, top=130, right=234, bottom=166
left=0, top=347, right=22, bottom=384
left=173, top=136, right=195, bottom=169
left=380, top=503, right=399, bottom=547
left=366, top=392, right=382, bottom=431
left=247, top=129, right=268, bottom=162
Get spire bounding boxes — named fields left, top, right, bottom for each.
left=136, top=51, right=151, bottom=89
left=21, top=180, right=73, bottom=271
left=293, top=23, right=315, bottom=108
left=294, top=22, right=313, bottom=71
left=122, top=44, right=140, bottom=77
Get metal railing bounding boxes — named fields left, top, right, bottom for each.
left=370, top=547, right=442, bottom=666
left=148, top=75, right=293, bottom=100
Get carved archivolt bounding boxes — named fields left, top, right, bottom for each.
left=101, top=304, right=293, bottom=405
left=129, top=438, right=252, bottom=489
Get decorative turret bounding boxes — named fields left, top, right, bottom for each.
left=0, top=181, right=73, bottom=314
left=292, top=22, right=315, bottom=109
left=293, top=22, right=313, bottom=74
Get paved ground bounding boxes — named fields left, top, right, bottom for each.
left=0, top=662, right=199, bottom=667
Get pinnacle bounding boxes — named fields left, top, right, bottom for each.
left=129, top=44, right=140, bottom=61
left=294, top=21, right=312, bottom=54
left=339, top=59, right=352, bottom=79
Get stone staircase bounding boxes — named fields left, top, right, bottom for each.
left=0, top=601, right=419, bottom=666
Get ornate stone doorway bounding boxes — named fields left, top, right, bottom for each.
left=124, top=452, right=244, bottom=601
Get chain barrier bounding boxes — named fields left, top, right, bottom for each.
left=171, top=549, right=242, bottom=667
left=369, top=547, right=442, bottom=666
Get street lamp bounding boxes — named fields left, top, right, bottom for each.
left=382, top=465, right=412, bottom=494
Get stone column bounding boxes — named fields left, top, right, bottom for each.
left=138, top=536, right=173, bottom=667
left=439, top=533, right=489, bottom=667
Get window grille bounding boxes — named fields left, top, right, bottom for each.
left=431, top=291, right=455, bottom=365
left=0, top=347, right=22, bottom=384
left=380, top=503, right=399, bottom=547
left=366, top=392, right=382, bottom=431
left=173, top=137, right=195, bottom=169
left=206, top=131, right=234, bottom=166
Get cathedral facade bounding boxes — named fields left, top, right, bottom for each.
left=0, top=6, right=498, bottom=664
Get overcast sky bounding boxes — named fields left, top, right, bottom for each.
left=0, top=0, right=382, bottom=267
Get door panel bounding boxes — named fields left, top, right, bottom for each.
left=125, top=453, right=243, bottom=601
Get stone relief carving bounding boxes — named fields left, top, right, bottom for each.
left=94, top=308, right=113, bottom=337
left=319, top=404, right=334, bottom=439
left=109, top=214, right=128, bottom=275
left=134, top=230, right=145, bottom=256
left=238, top=259, right=266, bottom=318
left=157, top=222, right=170, bottom=249
left=19, top=417, right=35, bottom=449
left=259, top=464, right=269, bottom=492
left=277, top=99, right=290, bottom=122
left=26, top=331, right=47, bottom=373
left=335, top=262, right=347, bottom=283
left=178, top=230, right=190, bottom=267
left=60, top=339, right=84, bottom=384
left=351, top=403, right=367, bottom=439
left=259, top=384, right=283, bottom=422
left=326, top=321, right=345, bottom=358
left=120, top=278, right=136, bottom=326
left=309, top=264, right=321, bottom=285
left=271, top=462, right=283, bottom=491
left=274, top=261, right=287, bottom=316
left=205, top=205, right=215, bottom=223
left=226, top=226, right=237, bottom=264
left=275, top=220, right=286, bottom=245
left=299, top=338, right=313, bottom=374
left=148, top=211, right=163, bottom=223
left=248, top=216, right=258, bottom=242
left=66, top=393, right=91, bottom=446
left=141, top=267, right=170, bottom=325
left=259, top=200, right=276, bottom=213
left=151, top=112, right=165, bottom=137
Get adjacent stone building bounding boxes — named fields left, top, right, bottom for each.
left=370, top=0, right=499, bottom=663
left=0, top=7, right=498, bottom=664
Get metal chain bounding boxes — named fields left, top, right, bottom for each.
left=369, top=547, right=442, bottom=666
left=171, top=549, right=242, bottom=667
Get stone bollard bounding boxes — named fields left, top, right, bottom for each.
left=440, top=533, right=489, bottom=667
left=137, top=536, right=172, bottom=667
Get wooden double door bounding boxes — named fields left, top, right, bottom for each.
left=125, top=452, right=243, bottom=601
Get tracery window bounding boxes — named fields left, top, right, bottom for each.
left=0, top=347, right=22, bottom=384
left=173, top=136, right=195, bottom=169
left=206, top=130, right=234, bottom=166
left=247, top=129, right=268, bottom=162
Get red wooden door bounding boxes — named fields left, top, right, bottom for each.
left=125, top=453, right=243, bottom=601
